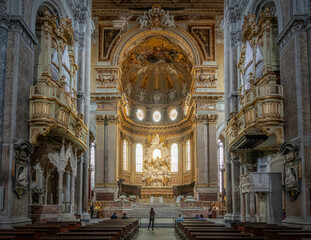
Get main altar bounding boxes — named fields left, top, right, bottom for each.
left=141, top=135, right=174, bottom=201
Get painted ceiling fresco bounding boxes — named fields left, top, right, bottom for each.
left=121, top=37, right=193, bottom=105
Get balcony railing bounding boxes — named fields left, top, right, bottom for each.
left=226, top=80, right=284, bottom=150
left=29, top=84, right=88, bottom=151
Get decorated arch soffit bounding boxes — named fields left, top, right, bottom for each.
left=110, top=26, right=203, bottom=67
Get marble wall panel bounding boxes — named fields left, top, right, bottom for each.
left=16, top=38, right=34, bottom=140
left=281, top=39, right=298, bottom=140
left=298, top=34, right=311, bottom=136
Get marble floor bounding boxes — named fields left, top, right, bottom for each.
left=135, top=228, right=179, bottom=240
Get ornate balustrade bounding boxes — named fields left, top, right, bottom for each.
left=226, top=76, right=284, bottom=150
left=29, top=83, right=88, bottom=151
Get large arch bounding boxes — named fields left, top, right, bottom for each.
left=248, top=0, right=284, bottom=34
left=30, top=0, right=69, bottom=33
left=110, top=25, right=204, bottom=67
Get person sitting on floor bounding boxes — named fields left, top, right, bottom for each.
left=176, top=214, right=184, bottom=222
left=194, top=214, right=200, bottom=219
left=198, top=213, right=205, bottom=220
left=122, top=212, right=128, bottom=219
left=110, top=212, right=118, bottom=219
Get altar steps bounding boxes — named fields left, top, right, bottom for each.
left=129, top=203, right=187, bottom=219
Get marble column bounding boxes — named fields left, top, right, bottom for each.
left=196, top=119, right=208, bottom=186
left=223, top=16, right=233, bottom=221
left=246, top=193, right=250, bottom=221
left=107, top=117, right=118, bottom=184
left=208, top=120, right=218, bottom=187
left=231, top=158, right=241, bottom=221
left=95, top=120, right=105, bottom=184
left=64, top=171, right=71, bottom=203
left=104, top=118, right=108, bottom=183
left=240, top=193, right=246, bottom=222
left=250, top=192, right=256, bottom=222
left=77, top=35, right=86, bottom=114
left=58, top=170, right=64, bottom=205
left=229, top=37, right=239, bottom=113
left=0, top=1, right=8, bottom=173
left=71, top=173, right=75, bottom=213
left=225, top=153, right=232, bottom=220
left=82, top=25, right=91, bottom=221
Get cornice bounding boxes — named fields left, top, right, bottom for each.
left=276, top=14, right=309, bottom=50
left=7, top=15, right=38, bottom=50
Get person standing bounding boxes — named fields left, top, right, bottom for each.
left=148, top=208, right=156, bottom=231
left=90, top=204, right=94, bottom=219
left=208, top=208, right=213, bottom=219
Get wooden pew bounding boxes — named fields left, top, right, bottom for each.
left=0, top=236, right=16, bottom=240
left=42, top=237, right=112, bottom=240
left=190, top=232, right=253, bottom=240
left=263, top=229, right=311, bottom=240
left=195, top=236, right=267, bottom=240
left=0, top=231, right=33, bottom=240
left=58, top=231, right=118, bottom=240
left=278, top=233, right=311, bottom=240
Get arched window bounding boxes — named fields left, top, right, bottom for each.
left=123, top=140, right=128, bottom=171
left=186, top=140, right=191, bottom=171
left=217, top=139, right=224, bottom=193
left=90, top=142, right=95, bottom=190
left=171, top=143, right=178, bottom=172
left=136, top=143, right=143, bottom=172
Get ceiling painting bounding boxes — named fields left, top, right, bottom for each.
left=121, top=36, right=193, bottom=105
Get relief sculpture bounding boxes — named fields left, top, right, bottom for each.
left=12, top=140, right=34, bottom=199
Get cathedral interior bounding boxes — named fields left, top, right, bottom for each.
left=0, top=0, right=311, bottom=237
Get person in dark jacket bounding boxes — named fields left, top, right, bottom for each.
left=148, top=208, right=156, bottom=231
left=110, top=212, right=118, bottom=219
left=90, top=204, right=94, bottom=219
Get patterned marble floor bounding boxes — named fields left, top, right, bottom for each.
left=135, top=228, right=179, bottom=240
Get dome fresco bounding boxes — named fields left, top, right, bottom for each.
left=121, top=36, right=193, bottom=105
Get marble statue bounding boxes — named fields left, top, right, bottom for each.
left=142, top=135, right=171, bottom=187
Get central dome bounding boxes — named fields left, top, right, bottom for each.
left=121, top=36, right=193, bottom=105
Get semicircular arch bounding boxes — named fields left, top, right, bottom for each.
left=110, top=26, right=203, bottom=67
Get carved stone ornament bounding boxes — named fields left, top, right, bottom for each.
left=137, top=5, right=175, bottom=31
left=142, top=135, right=171, bottom=187
left=12, top=140, right=34, bottom=199
left=197, top=74, right=217, bottom=87
left=279, top=142, right=300, bottom=201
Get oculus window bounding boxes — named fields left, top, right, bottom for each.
left=169, top=108, right=178, bottom=121
left=153, top=111, right=161, bottom=122
left=136, top=108, right=145, bottom=121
